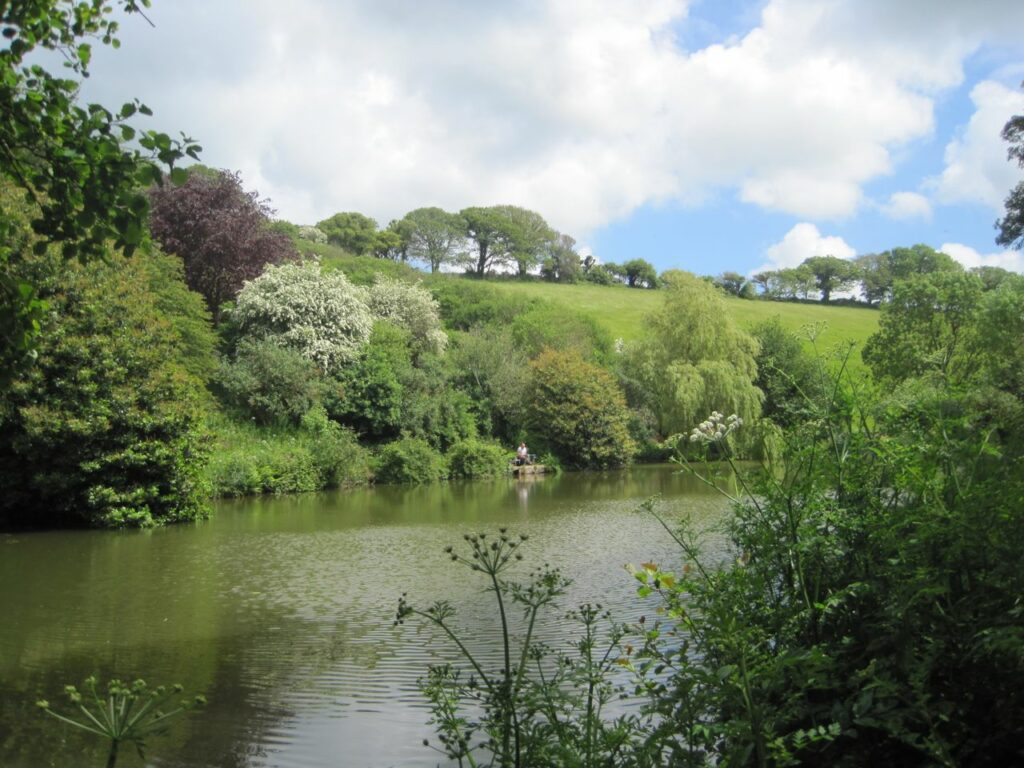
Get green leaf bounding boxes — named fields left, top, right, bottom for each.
left=170, top=167, right=189, bottom=186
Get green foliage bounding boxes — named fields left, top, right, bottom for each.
left=398, top=354, right=478, bottom=451
left=315, top=211, right=379, bottom=255
left=0, top=250, right=209, bottom=528
left=510, top=302, right=613, bottom=362
left=206, top=412, right=370, bottom=497
left=231, top=261, right=373, bottom=373
left=374, top=437, right=449, bottom=484
left=527, top=348, right=636, bottom=469
left=632, top=355, right=1024, bottom=767
left=398, top=533, right=655, bottom=767
left=364, top=276, right=448, bottom=356
left=750, top=317, right=820, bottom=428
left=0, top=0, right=201, bottom=381
left=715, top=271, right=752, bottom=297
left=37, top=676, right=205, bottom=768
left=428, top=277, right=539, bottom=331
left=450, top=325, right=530, bottom=441
left=137, top=247, right=218, bottom=382
left=622, top=258, right=658, bottom=288
left=997, top=97, right=1024, bottom=250
left=327, top=322, right=410, bottom=441
left=581, top=263, right=617, bottom=285
left=402, top=207, right=466, bottom=272
left=863, top=270, right=984, bottom=385
left=539, top=233, right=582, bottom=283
left=627, top=270, right=762, bottom=440
left=446, top=439, right=510, bottom=478
left=800, top=255, right=859, bottom=303
left=218, top=338, right=320, bottom=426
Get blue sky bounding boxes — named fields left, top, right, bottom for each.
left=81, top=0, right=1024, bottom=275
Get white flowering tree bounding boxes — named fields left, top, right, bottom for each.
left=364, top=277, right=448, bottom=356
left=232, top=262, right=373, bottom=373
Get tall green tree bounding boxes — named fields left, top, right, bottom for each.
left=863, top=270, right=984, bottom=385
left=460, top=206, right=520, bottom=276
left=996, top=89, right=1024, bottom=250
left=402, top=207, right=465, bottom=272
left=623, top=258, right=658, bottom=288
left=493, top=205, right=555, bottom=276
left=315, top=211, right=379, bottom=255
left=801, top=255, right=859, bottom=303
left=627, top=270, right=762, bottom=437
left=0, top=0, right=200, bottom=383
left=539, top=233, right=582, bottom=283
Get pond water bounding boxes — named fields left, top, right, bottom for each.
left=0, top=464, right=734, bottom=767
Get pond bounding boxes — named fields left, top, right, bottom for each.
left=0, top=464, right=734, bottom=767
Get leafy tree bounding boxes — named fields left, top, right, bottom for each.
left=581, top=263, right=618, bottom=285
left=446, top=439, right=509, bottom=478
left=0, top=0, right=200, bottom=381
left=539, top=233, right=582, bottom=283
left=976, top=273, right=1024, bottom=397
left=527, top=349, right=635, bottom=468
left=327, top=322, right=409, bottom=441
left=996, top=91, right=1024, bottom=250
left=863, top=270, right=984, bottom=385
left=428, top=278, right=538, bottom=331
left=460, top=205, right=522, bottom=276
left=970, top=265, right=1015, bottom=291
left=886, top=244, right=961, bottom=283
left=853, top=253, right=890, bottom=306
left=403, top=207, right=465, bottom=272
left=750, top=318, right=820, bottom=428
left=801, top=255, right=859, bottom=303
left=0, top=249, right=209, bottom=528
left=714, top=271, right=749, bottom=297
left=493, top=205, right=555, bottom=276
left=772, top=266, right=816, bottom=299
left=148, top=169, right=295, bottom=323
left=750, top=271, right=774, bottom=296
left=231, top=261, right=373, bottom=373
left=450, top=324, right=530, bottom=440
left=315, top=211, right=379, bottom=255
left=218, top=338, right=320, bottom=426
left=627, top=270, right=762, bottom=438
left=623, top=258, right=658, bottom=288
left=297, top=225, right=327, bottom=244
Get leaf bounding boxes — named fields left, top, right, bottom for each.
left=170, top=167, right=189, bottom=186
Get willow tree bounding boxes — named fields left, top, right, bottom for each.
left=627, top=270, right=762, bottom=438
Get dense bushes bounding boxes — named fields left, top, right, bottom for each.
left=446, top=439, right=509, bottom=478
left=0, top=249, right=210, bottom=528
left=206, top=410, right=370, bottom=497
left=527, top=349, right=636, bottom=469
left=218, top=339, right=321, bottom=426
left=374, top=437, right=449, bottom=484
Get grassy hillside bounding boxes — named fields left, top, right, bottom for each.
left=461, top=278, right=880, bottom=353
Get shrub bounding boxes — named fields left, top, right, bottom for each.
left=297, top=225, right=327, bottom=244
left=527, top=349, right=636, bottom=469
left=427, top=278, right=539, bottom=331
left=0, top=252, right=209, bottom=528
left=511, top=302, right=613, bottom=363
left=232, top=261, right=373, bottom=373
left=364, top=276, right=448, bottom=356
left=446, top=439, right=510, bottom=478
left=218, top=338, right=321, bottom=426
left=374, top=437, right=448, bottom=484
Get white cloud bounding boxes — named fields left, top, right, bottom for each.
left=78, top=0, right=1024, bottom=234
left=939, top=242, right=1024, bottom=273
left=881, top=191, right=932, bottom=220
left=933, top=80, right=1024, bottom=210
left=753, top=223, right=856, bottom=274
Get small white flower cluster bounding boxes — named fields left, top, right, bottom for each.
left=689, top=411, right=743, bottom=444
left=364, top=277, right=448, bottom=355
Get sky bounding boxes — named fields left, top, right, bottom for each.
left=78, top=0, right=1024, bottom=276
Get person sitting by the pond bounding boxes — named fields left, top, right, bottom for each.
left=516, top=442, right=529, bottom=466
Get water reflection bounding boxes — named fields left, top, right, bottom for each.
left=0, top=464, right=732, bottom=767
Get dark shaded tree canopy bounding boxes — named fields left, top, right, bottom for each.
left=148, top=169, right=295, bottom=323
left=997, top=89, right=1024, bottom=250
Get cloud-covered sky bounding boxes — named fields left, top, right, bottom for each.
left=82, top=0, right=1024, bottom=274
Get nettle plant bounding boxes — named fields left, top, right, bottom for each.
left=396, top=530, right=659, bottom=768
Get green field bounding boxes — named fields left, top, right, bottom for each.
left=463, top=278, right=880, bottom=353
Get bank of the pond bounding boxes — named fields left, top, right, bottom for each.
left=0, top=464, right=731, bottom=768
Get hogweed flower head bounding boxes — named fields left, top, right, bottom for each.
left=689, top=411, right=743, bottom=444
